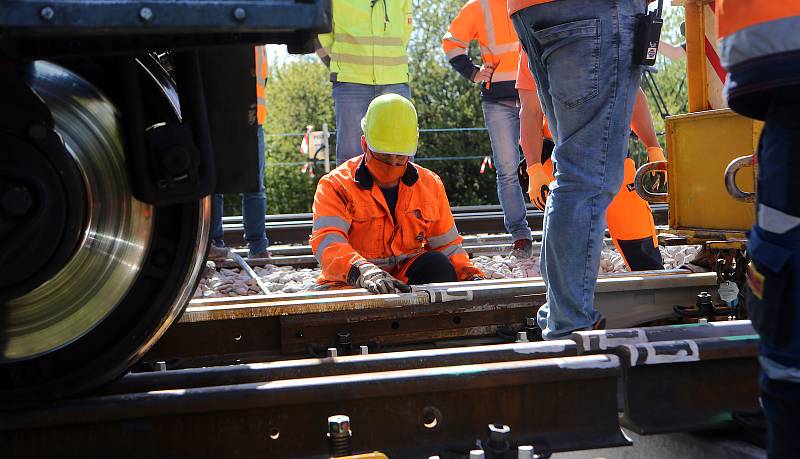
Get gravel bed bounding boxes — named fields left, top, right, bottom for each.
left=194, top=244, right=701, bottom=298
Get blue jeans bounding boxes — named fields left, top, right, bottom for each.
left=212, top=127, right=269, bottom=256
left=482, top=99, right=532, bottom=242
left=512, top=0, right=644, bottom=339
left=332, top=82, right=411, bottom=164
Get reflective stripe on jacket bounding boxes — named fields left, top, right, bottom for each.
left=255, top=46, right=268, bottom=125
left=442, top=0, right=520, bottom=100
left=716, top=1, right=800, bottom=119
left=315, top=0, right=412, bottom=85
left=311, top=156, right=484, bottom=287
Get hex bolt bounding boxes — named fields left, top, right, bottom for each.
left=233, top=7, right=247, bottom=21
left=327, top=415, right=352, bottom=457
left=138, top=7, right=153, bottom=22
left=156, top=361, right=167, bottom=372
left=515, top=331, right=529, bottom=343
left=698, top=317, right=708, bottom=324
left=469, top=450, right=485, bottom=459
left=487, top=423, right=511, bottom=453
left=327, top=347, right=338, bottom=358
left=525, top=317, right=536, bottom=327
left=39, top=6, right=55, bottom=21
left=517, top=445, right=534, bottom=459
left=696, top=291, right=715, bottom=318
left=2, top=187, right=34, bottom=217
left=336, top=331, right=352, bottom=355
left=359, top=345, right=369, bottom=355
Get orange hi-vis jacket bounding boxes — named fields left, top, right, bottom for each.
left=311, top=156, right=484, bottom=287
left=442, top=0, right=520, bottom=99
left=255, top=45, right=268, bottom=125
left=716, top=1, right=800, bottom=119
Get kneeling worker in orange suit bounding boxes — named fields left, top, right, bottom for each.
left=311, top=94, right=485, bottom=293
left=516, top=52, right=664, bottom=271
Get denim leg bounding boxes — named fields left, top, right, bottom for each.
left=211, top=193, right=225, bottom=247
left=378, top=83, right=412, bottom=100
left=333, top=82, right=376, bottom=164
left=513, top=0, right=644, bottom=339
left=242, top=127, right=269, bottom=255
left=482, top=99, right=531, bottom=241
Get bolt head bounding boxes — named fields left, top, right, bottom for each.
left=139, top=7, right=153, bottom=22
left=39, top=6, right=55, bottom=21
left=327, top=415, right=351, bottom=435
left=233, top=7, right=247, bottom=21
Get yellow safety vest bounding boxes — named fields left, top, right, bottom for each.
left=316, top=0, right=412, bottom=85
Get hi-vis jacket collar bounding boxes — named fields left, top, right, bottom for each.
left=354, top=155, right=419, bottom=189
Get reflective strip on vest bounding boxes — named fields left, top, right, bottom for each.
left=336, top=33, right=404, bottom=47
left=313, top=215, right=352, bottom=233
left=446, top=48, right=467, bottom=60
left=490, top=70, right=517, bottom=82
left=443, top=32, right=470, bottom=48
left=718, top=16, right=800, bottom=70
left=314, top=233, right=348, bottom=263
left=758, top=204, right=800, bottom=235
left=427, top=225, right=459, bottom=249
left=332, top=53, right=408, bottom=67
left=440, top=244, right=467, bottom=258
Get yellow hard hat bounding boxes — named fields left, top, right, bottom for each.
left=361, top=94, right=418, bottom=156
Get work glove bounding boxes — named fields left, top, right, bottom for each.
left=350, top=262, right=411, bottom=295
left=646, top=146, right=666, bottom=190
left=526, top=163, right=551, bottom=211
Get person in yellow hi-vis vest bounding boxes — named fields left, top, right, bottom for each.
left=209, top=45, right=270, bottom=260
left=314, top=0, right=413, bottom=165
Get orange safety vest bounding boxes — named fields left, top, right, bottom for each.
left=442, top=0, right=520, bottom=85
left=311, top=156, right=484, bottom=287
left=254, top=45, right=268, bottom=125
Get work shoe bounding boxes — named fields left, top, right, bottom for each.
left=207, top=245, right=230, bottom=261
left=509, top=238, right=534, bottom=259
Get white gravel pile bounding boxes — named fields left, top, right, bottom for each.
left=194, top=244, right=701, bottom=298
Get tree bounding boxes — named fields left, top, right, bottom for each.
left=246, top=0, right=689, bottom=215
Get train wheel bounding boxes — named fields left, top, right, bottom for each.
left=0, top=61, right=209, bottom=407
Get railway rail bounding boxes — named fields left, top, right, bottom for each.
left=222, top=203, right=669, bottom=246
left=1, top=321, right=758, bottom=458
left=145, top=269, right=720, bottom=368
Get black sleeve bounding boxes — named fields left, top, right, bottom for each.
left=448, top=55, right=479, bottom=82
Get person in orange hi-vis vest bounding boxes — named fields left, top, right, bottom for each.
left=516, top=50, right=665, bottom=272
left=717, top=2, right=800, bottom=456
left=311, top=94, right=484, bottom=293
left=442, top=0, right=535, bottom=260
left=209, top=45, right=271, bottom=260
left=508, top=0, right=648, bottom=339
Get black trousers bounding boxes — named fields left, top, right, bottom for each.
left=405, top=251, right=457, bottom=285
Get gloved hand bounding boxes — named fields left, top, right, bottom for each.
left=526, top=163, right=551, bottom=211
left=351, top=262, right=411, bottom=294
left=646, top=146, right=666, bottom=190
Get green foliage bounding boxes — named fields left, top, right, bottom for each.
left=409, top=0, right=497, bottom=206
left=253, top=1, right=689, bottom=214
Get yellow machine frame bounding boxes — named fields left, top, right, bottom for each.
left=637, top=0, right=758, bottom=247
